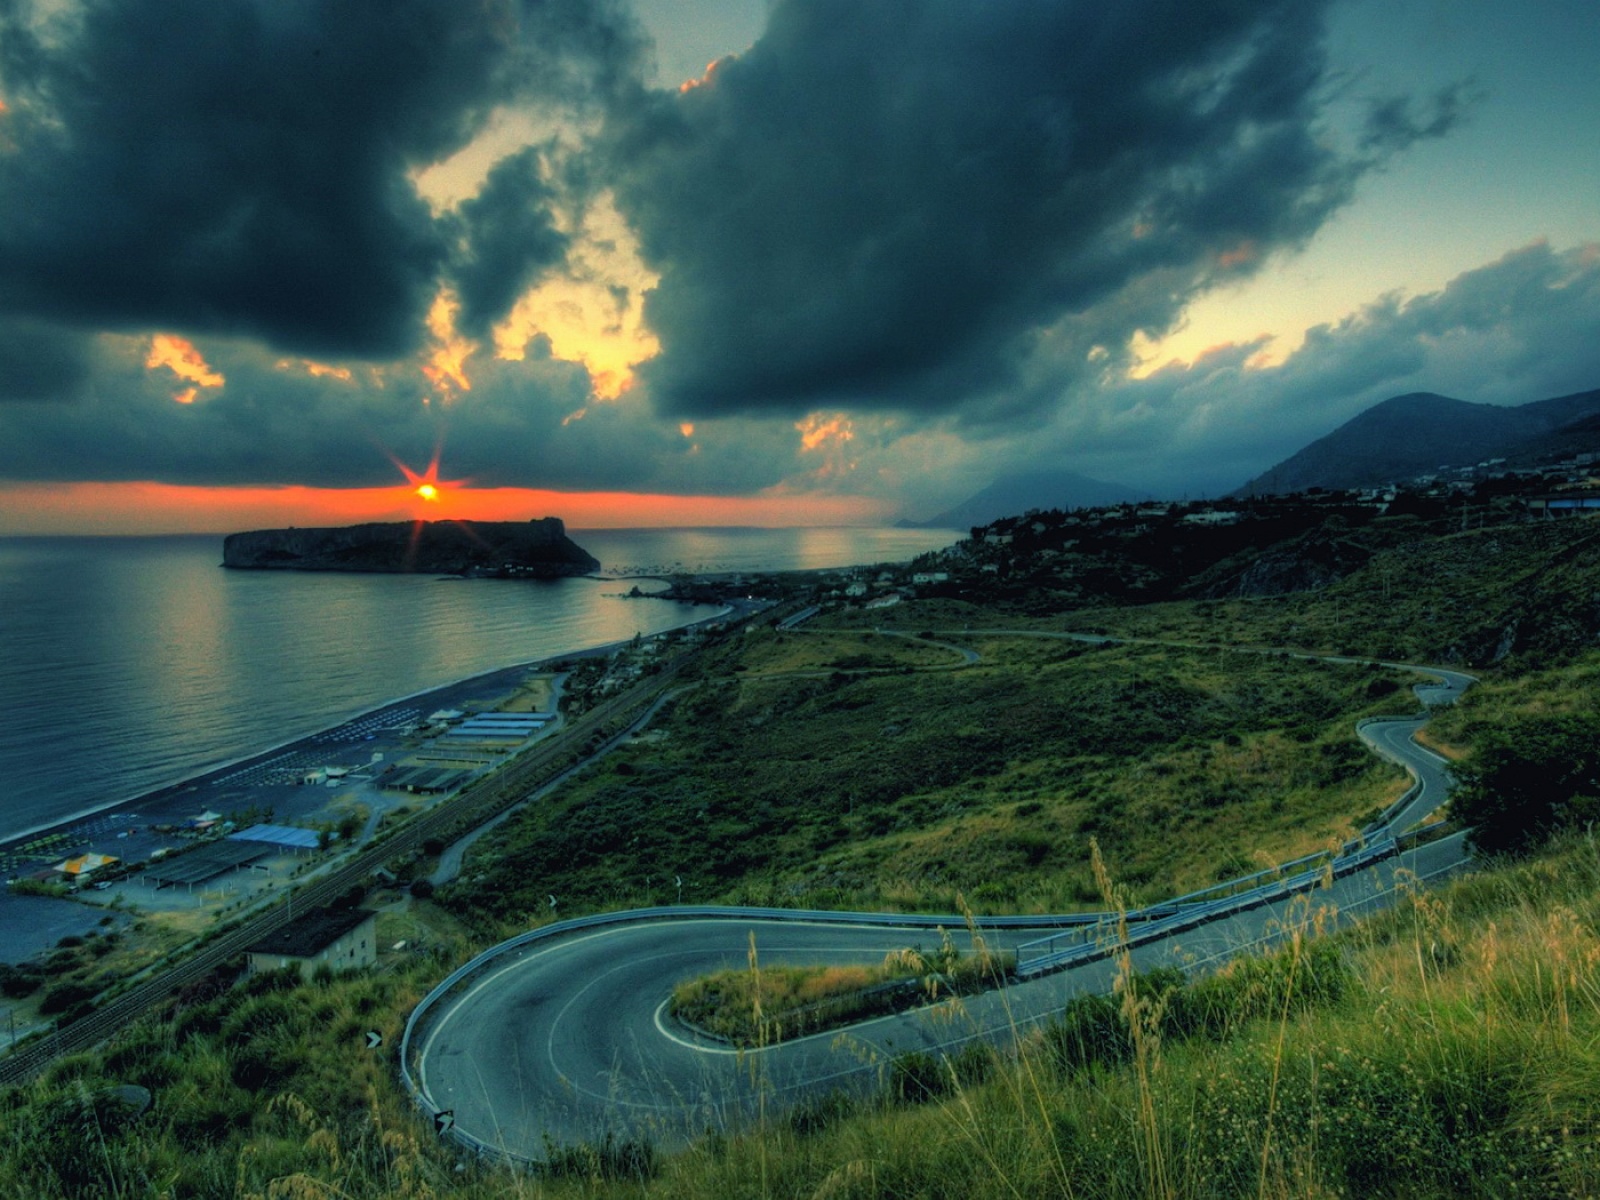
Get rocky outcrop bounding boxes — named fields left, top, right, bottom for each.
left=222, top=518, right=599, bottom=578
left=1184, top=525, right=1373, bottom=599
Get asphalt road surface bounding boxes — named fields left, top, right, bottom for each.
left=414, top=831, right=1466, bottom=1157
left=411, top=652, right=1475, bottom=1158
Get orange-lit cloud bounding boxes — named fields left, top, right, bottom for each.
left=276, top=357, right=354, bottom=382
left=421, top=290, right=476, bottom=402
left=146, top=334, right=225, bottom=403
left=793, top=413, right=860, bottom=482
left=678, top=55, right=733, bottom=94
left=0, top=480, right=893, bottom=536
left=493, top=192, right=659, bottom=400
left=797, top=412, right=855, bottom=452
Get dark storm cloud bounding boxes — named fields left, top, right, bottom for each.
left=449, top=145, right=571, bottom=339
left=606, top=0, right=1465, bottom=420
left=0, top=331, right=794, bottom=496
left=0, top=316, right=94, bottom=401
left=0, top=0, right=645, bottom=358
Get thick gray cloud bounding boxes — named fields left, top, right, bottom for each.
left=7, top=0, right=1582, bottom=517
left=605, top=0, right=1463, bottom=421
left=0, top=0, right=645, bottom=357
left=450, top=146, right=570, bottom=339
left=0, top=242, right=1592, bottom=509
left=0, top=316, right=95, bottom=401
left=0, top=331, right=798, bottom=496
left=1014, top=240, right=1600, bottom=496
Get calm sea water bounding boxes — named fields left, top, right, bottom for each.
left=0, top=527, right=956, bottom=841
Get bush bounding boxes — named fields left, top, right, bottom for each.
left=1044, top=992, right=1131, bottom=1074
left=39, top=978, right=97, bottom=1016
left=1450, top=712, right=1600, bottom=854
left=787, top=1089, right=857, bottom=1136
left=0, top=963, right=43, bottom=999
left=890, top=1050, right=953, bottom=1102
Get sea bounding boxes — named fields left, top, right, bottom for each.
left=0, top=527, right=958, bottom=843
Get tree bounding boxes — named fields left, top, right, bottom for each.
left=1449, top=713, right=1600, bottom=854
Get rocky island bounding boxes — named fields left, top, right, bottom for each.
left=221, top=517, right=600, bottom=578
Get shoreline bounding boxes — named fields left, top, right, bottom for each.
left=0, top=603, right=733, bottom=860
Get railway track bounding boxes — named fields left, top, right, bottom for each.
left=0, top=655, right=694, bottom=1088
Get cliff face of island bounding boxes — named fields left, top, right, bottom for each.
left=222, top=517, right=600, bottom=578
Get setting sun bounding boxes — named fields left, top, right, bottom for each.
left=416, top=483, right=439, bottom=502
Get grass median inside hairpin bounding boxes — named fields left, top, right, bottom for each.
left=670, top=931, right=1013, bottom=1046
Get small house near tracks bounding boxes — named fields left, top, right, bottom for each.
left=245, top=906, right=377, bottom=980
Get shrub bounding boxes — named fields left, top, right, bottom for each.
left=39, top=978, right=97, bottom=1016
left=1450, top=712, right=1600, bottom=854
left=0, top=963, right=43, bottom=999
left=890, top=1050, right=952, bottom=1102
left=1044, top=991, right=1131, bottom=1074
left=787, top=1089, right=857, bottom=1136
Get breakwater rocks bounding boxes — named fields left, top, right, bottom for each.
left=222, top=517, right=600, bottom=578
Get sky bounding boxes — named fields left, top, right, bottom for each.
left=0, top=0, right=1596, bottom=534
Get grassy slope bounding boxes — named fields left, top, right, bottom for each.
left=440, top=631, right=1413, bottom=932
left=1050, top=517, right=1600, bottom=669
left=6, top=516, right=1600, bottom=1198
left=10, top=800, right=1600, bottom=1198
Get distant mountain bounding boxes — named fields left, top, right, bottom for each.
left=1237, top=388, right=1600, bottom=496
left=909, top=469, right=1148, bottom=530
left=1504, top=409, right=1600, bottom=466
left=222, top=517, right=599, bottom=578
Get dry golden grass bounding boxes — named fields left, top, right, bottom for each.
left=672, top=930, right=1008, bottom=1046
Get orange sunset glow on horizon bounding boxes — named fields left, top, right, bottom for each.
left=0, top=480, right=892, bottom=536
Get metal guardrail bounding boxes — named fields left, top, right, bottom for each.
left=401, top=648, right=1477, bottom=1157
left=397, top=901, right=1121, bottom=1161
left=1013, top=835, right=1402, bottom=977
left=9, top=620, right=1475, bottom=1165
left=1352, top=714, right=1439, bottom=835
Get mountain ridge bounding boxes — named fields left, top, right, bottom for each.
left=1237, top=387, right=1600, bottom=495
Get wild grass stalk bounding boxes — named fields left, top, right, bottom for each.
left=1089, top=837, right=1173, bottom=1200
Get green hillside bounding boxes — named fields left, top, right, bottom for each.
left=5, top=511, right=1600, bottom=1198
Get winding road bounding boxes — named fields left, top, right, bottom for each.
left=406, top=646, right=1476, bottom=1161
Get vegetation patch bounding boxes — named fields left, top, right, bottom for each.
left=441, top=636, right=1413, bottom=932
left=670, top=932, right=1011, bottom=1046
